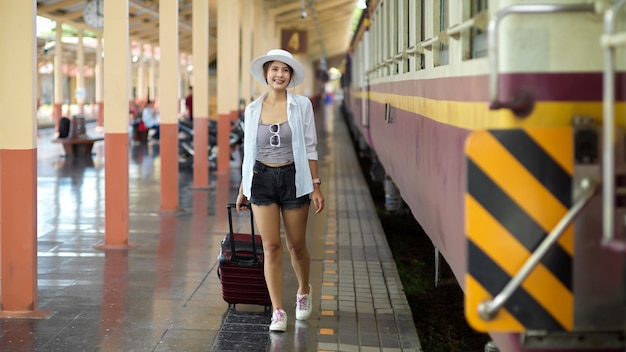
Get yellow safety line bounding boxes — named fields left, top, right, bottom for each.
left=357, top=91, right=624, bottom=130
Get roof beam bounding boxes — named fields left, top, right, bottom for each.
left=37, top=0, right=83, bottom=13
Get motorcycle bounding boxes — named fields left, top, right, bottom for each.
left=178, top=118, right=243, bottom=169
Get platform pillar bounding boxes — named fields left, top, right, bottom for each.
left=76, top=29, right=86, bottom=115
left=0, top=0, right=50, bottom=319
left=53, top=23, right=64, bottom=132
left=159, top=0, right=180, bottom=212
left=95, top=33, right=104, bottom=130
left=191, top=0, right=210, bottom=189
left=217, top=0, right=241, bottom=174
left=98, top=0, right=134, bottom=250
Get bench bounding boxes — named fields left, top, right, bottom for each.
left=52, top=136, right=104, bottom=157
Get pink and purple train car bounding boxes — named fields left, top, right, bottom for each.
left=342, top=0, right=626, bottom=351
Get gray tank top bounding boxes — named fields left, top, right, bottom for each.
left=257, top=121, right=294, bottom=164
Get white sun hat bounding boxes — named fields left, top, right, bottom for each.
left=250, top=49, right=305, bottom=88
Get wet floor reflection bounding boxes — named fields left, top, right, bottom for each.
left=100, top=250, right=128, bottom=348
left=294, top=320, right=310, bottom=352
left=157, top=214, right=178, bottom=291
left=29, top=127, right=322, bottom=351
left=130, top=142, right=149, bottom=164
left=214, top=172, right=232, bottom=224
left=0, top=321, right=35, bottom=351
left=190, top=189, right=210, bottom=264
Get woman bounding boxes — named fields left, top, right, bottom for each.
left=235, top=49, right=324, bottom=332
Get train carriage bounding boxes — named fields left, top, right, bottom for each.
left=342, top=0, right=626, bottom=351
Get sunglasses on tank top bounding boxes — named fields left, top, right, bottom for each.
left=269, top=123, right=280, bottom=147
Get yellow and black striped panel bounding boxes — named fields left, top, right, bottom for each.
left=465, top=128, right=574, bottom=333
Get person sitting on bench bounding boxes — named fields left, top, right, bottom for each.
left=142, top=100, right=160, bottom=140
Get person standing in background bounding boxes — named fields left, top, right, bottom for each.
left=185, top=86, right=193, bottom=121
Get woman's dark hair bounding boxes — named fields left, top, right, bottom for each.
left=262, top=61, right=293, bottom=84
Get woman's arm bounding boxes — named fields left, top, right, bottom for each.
left=308, top=159, right=324, bottom=214
left=236, top=182, right=248, bottom=213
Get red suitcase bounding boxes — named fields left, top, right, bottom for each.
left=217, top=203, right=271, bottom=308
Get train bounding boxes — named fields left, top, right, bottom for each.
left=340, top=0, right=626, bottom=351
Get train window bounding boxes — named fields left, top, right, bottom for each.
left=377, top=3, right=385, bottom=77
left=381, top=0, right=392, bottom=77
left=402, top=0, right=411, bottom=73
left=419, top=0, right=425, bottom=70
left=388, top=0, right=396, bottom=76
left=390, top=0, right=399, bottom=75
left=435, top=0, right=449, bottom=66
left=378, top=1, right=391, bottom=77
left=394, top=0, right=403, bottom=75
left=372, top=10, right=380, bottom=79
left=471, top=0, right=488, bottom=58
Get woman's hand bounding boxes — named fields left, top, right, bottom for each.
left=311, top=189, right=324, bottom=214
left=235, top=193, right=249, bottom=213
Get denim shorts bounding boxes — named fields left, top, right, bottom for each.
left=250, top=161, right=310, bottom=209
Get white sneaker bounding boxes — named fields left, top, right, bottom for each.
left=269, top=308, right=287, bottom=332
left=295, top=284, right=312, bottom=320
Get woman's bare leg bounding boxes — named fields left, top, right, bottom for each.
left=252, top=203, right=283, bottom=310
left=282, top=204, right=310, bottom=295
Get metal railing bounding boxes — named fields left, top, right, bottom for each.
left=600, top=0, right=626, bottom=251
left=478, top=178, right=599, bottom=320
left=487, top=3, right=596, bottom=115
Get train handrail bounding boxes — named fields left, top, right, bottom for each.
left=446, top=10, right=489, bottom=39
left=477, top=178, right=599, bottom=321
left=405, top=45, right=424, bottom=56
left=488, top=3, right=596, bottom=115
left=420, top=36, right=439, bottom=50
left=600, top=0, right=626, bottom=251
left=601, top=32, right=626, bottom=47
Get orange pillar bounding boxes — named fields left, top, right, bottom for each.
left=215, top=172, right=231, bottom=220
left=191, top=0, right=210, bottom=189
left=95, top=33, right=104, bottom=130
left=159, top=0, right=180, bottom=212
left=137, top=44, right=146, bottom=103
left=240, top=3, right=253, bottom=111
left=217, top=0, right=241, bottom=174
left=0, top=0, right=49, bottom=318
left=216, top=111, right=233, bottom=173
left=192, top=118, right=209, bottom=188
left=76, top=29, right=86, bottom=115
left=217, top=110, right=239, bottom=173
left=98, top=0, right=134, bottom=250
left=97, top=102, right=104, bottom=127
left=53, top=22, right=64, bottom=132
left=160, top=123, right=179, bottom=210
left=53, top=103, right=63, bottom=129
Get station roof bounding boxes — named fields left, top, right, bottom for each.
left=36, top=0, right=358, bottom=67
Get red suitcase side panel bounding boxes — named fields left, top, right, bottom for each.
left=218, top=206, right=271, bottom=307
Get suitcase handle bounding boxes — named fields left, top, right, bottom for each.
left=226, top=203, right=259, bottom=265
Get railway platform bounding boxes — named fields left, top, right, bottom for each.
left=3, top=103, right=422, bottom=351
